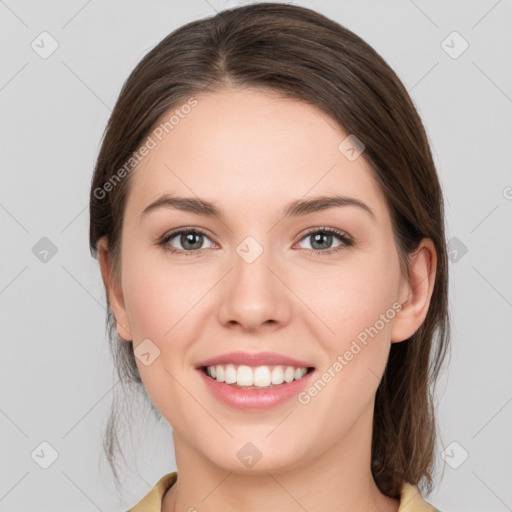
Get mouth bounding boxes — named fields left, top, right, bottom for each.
left=199, top=364, right=316, bottom=390
left=197, top=362, right=316, bottom=410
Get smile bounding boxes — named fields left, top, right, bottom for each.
left=197, top=364, right=316, bottom=410
left=202, top=364, right=313, bottom=388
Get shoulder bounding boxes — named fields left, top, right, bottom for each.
left=399, top=482, right=443, bottom=512
left=127, top=473, right=444, bottom=512
left=127, top=472, right=177, bottom=512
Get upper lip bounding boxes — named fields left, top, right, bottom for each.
left=195, top=351, right=315, bottom=369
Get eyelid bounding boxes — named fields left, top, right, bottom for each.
left=160, top=226, right=214, bottom=241
left=158, top=225, right=354, bottom=255
left=294, top=226, right=354, bottom=254
left=297, top=225, right=352, bottom=241
left=158, top=226, right=216, bottom=244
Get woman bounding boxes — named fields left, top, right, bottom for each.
left=89, top=3, right=449, bottom=511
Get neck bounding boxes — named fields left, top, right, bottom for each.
left=162, top=406, right=399, bottom=512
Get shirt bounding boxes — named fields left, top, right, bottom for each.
left=127, top=472, right=442, bottom=511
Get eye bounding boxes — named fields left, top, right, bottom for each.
left=157, top=226, right=354, bottom=256
left=158, top=227, right=214, bottom=255
left=295, top=227, right=354, bottom=255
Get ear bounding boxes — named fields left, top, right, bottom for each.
left=391, top=238, right=437, bottom=343
left=97, top=236, right=132, bottom=341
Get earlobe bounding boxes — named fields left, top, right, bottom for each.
left=97, top=237, right=132, bottom=341
left=390, top=238, right=437, bottom=343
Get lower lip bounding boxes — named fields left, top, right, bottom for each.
left=197, top=368, right=315, bottom=410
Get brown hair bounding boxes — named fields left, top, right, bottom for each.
left=89, top=2, right=450, bottom=498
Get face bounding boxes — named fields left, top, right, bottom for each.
left=103, top=87, right=421, bottom=474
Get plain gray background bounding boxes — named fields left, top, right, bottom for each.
left=1, top=1, right=511, bottom=511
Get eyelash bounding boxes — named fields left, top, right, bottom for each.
left=157, top=226, right=354, bottom=257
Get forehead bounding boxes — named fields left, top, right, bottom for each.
left=125, top=87, right=388, bottom=225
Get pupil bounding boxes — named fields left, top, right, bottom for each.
left=183, top=233, right=202, bottom=250
left=312, top=233, right=332, bottom=250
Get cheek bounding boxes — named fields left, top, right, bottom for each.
left=120, top=247, right=196, bottom=411
left=123, top=268, right=172, bottom=341
left=295, top=257, right=400, bottom=428
left=120, top=239, right=197, bottom=339
left=304, top=251, right=400, bottom=346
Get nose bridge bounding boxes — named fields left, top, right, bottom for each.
left=216, top=233, right=291, bottom=329
left=232, top=233, right=278, bottom=299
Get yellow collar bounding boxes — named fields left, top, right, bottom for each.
left=128, top=472, right=440, bottom=511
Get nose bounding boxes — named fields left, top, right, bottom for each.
left=216, top=239, right=292, bottom=333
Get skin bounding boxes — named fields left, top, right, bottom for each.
left=98, top=87, right=436, bottom=512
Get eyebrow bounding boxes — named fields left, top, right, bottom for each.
left=141, top=194, right=375, bottom=221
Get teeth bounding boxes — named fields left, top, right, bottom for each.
left=237, top=365, right=254, bottom=386
left=254, top=366, right=271, bottom=387
left=225, top=364, right=237, bottom=384
left=271, top=365, right=284, bottom=385
left=205, top=364, right=309, bottom=388
left=284, top=366, right=295, bottom=383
